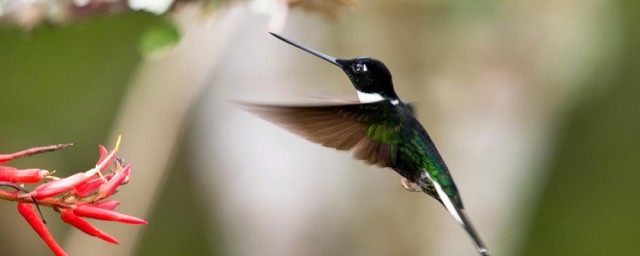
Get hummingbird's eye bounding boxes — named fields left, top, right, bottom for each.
left=352, top=63, right=368, bottom=73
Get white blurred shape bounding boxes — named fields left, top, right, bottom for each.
left=128, top=0, right=174, bottom=14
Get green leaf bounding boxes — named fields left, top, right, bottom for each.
left=139, top=21, right=180, bottom=56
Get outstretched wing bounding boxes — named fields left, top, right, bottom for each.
left=241, top=101, right=404, bottom=167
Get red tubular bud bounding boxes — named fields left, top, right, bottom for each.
left=17, top=203, right=68, bottom=256
left=93, top=136, right=121, bottom=174
left=0, top=157, right=11, bottom=164
left=97, top=164, right=130, bottom=199
left=97, top=149, right=117, bottom=173
left=0, top=167, right=49, bottom=183
left=73, top=174, right=113, bottom=197
left=30, top=172, right=91, bottom=199
left=0, top=166, right=17, bottom=180
left=60, top=209, right=119, bottom=244
left=73, top=204, right=147, bottom=224
left=12, top=169, right=49, bottom=183
left=73, top=177, right=104, bottom=198
left=93, top=200, right=121, bottom=211
left=96, top=145, right=108, bottom=166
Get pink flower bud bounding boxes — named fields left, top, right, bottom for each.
left=0, top=157, right=11, bottom=164
left=73, top=177, right=104, bottom=198
left=93, top=200, right=121, bottom=211
left=97, top=164, right=131, bottom=199
left=96, top=145, right=108, bottom=165
left=17, top=203, right=68, bottom=256
left=30, top=172, right=91, bottom=199
left=93, top=136, right=121, bottom=174
left=60, top=209, right=118, bottom=244
left=73, top=204, right=147, bottom=224
left=0, top=166, right=14, bottom=173
left=0, top=167, right=49, bottom=183
left=96, top=148, right=117, bottom=173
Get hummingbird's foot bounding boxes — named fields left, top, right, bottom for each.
left=400, top=178, right=422, bottom=192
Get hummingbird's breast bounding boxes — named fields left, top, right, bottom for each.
left=391, top=106, right=461, bottom=205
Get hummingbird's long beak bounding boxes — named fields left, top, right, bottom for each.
left=270, top=32, right=342, bottom=68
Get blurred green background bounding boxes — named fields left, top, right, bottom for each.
left=0, top=0, right=638, bottom=255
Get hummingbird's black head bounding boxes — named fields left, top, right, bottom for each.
left=336, top=57, right=397, bottom=100
left=270, top=33, right=399, bottom=102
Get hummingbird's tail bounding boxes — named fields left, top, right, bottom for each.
left=456, top=207, right=491, bottom=256
left=437, top=194, right=490, bottom=256
left=422, top=174, right=490, bottom=255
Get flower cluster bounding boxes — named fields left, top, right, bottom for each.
left=0, top=136, right=146, bottom=256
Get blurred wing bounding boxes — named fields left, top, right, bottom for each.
left=241, top=101, right=403, bottom=167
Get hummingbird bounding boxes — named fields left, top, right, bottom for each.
left=243, top=33, right=490, bottom=256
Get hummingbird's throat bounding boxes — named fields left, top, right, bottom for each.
left=356, top=91, right=399, bottom=105
left=356, top=91, right=385, bottom=103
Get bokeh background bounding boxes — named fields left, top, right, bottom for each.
left=0, top=0, right=637, bottom=255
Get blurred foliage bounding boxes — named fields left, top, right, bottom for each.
left=138, top=20, right=180, bottom=56
left=0, top=0, right=212, bottom=27
left=289, top=0, right=357, bottom=19
left=0, top=12, right=160, bottom=174
left=0, top=11, right=207, bottom=255
left=0, top=10, right=223, bottom=255
left=519, top=0, right=640, bottom=255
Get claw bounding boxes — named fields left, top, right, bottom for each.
left=400, top=178, right=422, bottom=192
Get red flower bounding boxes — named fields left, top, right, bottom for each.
left=17, top=203, right=67, bottom=256
left=74, top=204, right=147, bottom=224
left=60, top=209, right=119, bottom=244
left=28, top=172, right=93, bottom=199
left=1, top=136, right=147, bottom=256
left=93, top=200, right=121, bottom=210
left=0, top=167, right=49, bottom=183
left=73, top=174, right=113, bottom=197
left=24, top=136, right=122, bottom=200
left=97, top=164, right=130, bottom=200
left=96, top=145, right=109, bottom=165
